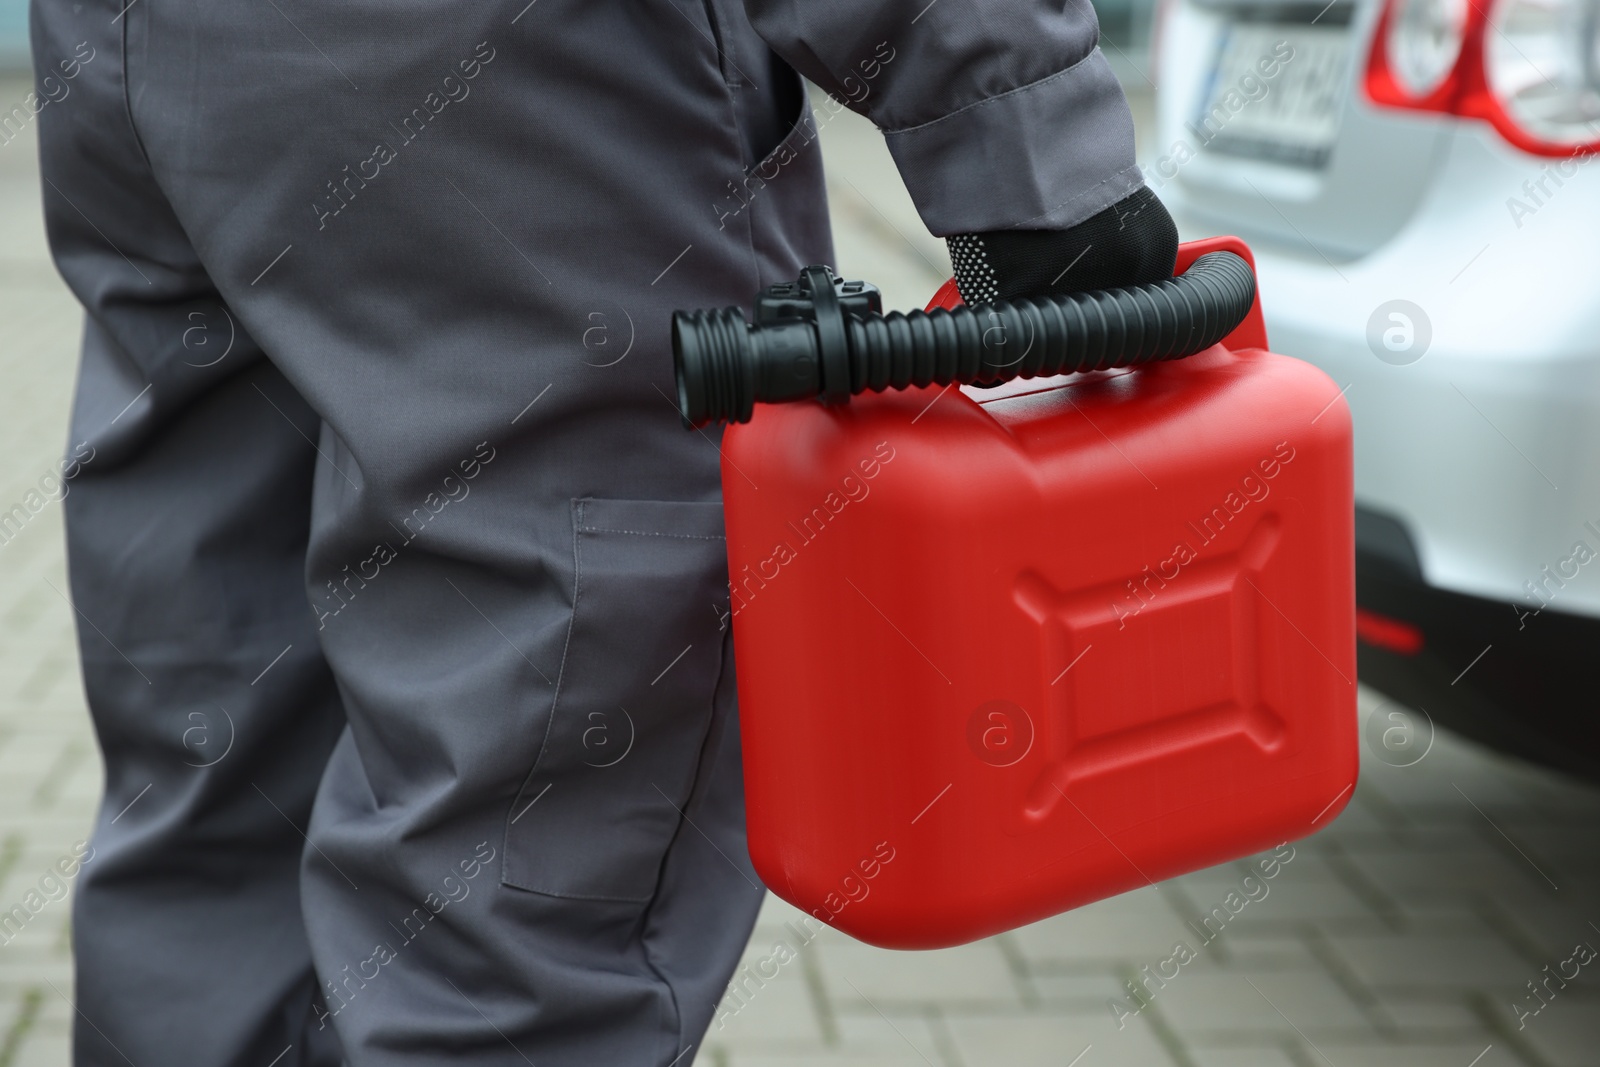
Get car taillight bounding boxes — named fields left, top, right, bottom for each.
left=1486, top=0, right=1600, bottom=146
left=1366, top=0, right=1600, bottom=155
left=1387, top=0, right=1470, bottom=96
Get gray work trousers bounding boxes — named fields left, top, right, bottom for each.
left=31, top=0, right=1137, bottom=1062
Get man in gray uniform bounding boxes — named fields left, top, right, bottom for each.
left=31, top=0, right=1175, bottom=1062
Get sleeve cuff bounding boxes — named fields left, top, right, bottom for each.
left=883, top=47, right=1144, bottom=237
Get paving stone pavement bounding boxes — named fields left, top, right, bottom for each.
left=2, top=73, right=1598, bottom=1067
left=698, top=721, right=1600, bottom=1067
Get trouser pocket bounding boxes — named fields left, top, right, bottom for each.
left=503, top=497, right=730, bottom=903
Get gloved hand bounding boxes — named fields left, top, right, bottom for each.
left=946, top=186, right=1179, bottom=304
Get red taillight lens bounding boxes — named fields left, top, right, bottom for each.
left=1486, top=0, right=1600, bottom=147
left=1388, top=0, right=1471, bottom=97
left=1366, top=0, right=1600, bottom=156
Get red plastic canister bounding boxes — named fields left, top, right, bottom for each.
left=721, top=237, right=1358, bottom=949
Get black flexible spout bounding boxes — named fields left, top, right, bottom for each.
left=673, top=251, right=1256, bottom=428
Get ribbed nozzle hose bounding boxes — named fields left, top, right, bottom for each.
left=673, top=251, right=1256, bottom=428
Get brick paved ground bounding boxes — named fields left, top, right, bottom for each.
left=699, top=712, right=1600, bottom=1067
left=0, top=72, right=103, bottom=1066
left=1, top=74, right=1597, bottom=1066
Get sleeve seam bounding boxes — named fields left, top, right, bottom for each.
left=1000, top=164, right=1146, bottom=230
left=881, top=46, right=1105, bottom=138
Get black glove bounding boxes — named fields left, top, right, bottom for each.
left=946, top=186, right=1179, bottom=305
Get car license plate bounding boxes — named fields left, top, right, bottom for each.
left=1195, top=22, right=1352, bottom=168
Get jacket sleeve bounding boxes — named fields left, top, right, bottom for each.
left=738, top=0, right=1145, bottom=237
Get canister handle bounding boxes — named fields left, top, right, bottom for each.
left=673, top=243, right=1259, bottom=429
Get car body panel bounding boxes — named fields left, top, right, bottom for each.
left=1153, top=0, right=1453, bottom=257
left=1155, top=0, right=1600, bottom=620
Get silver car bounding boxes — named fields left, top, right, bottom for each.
left=1150, top=0, right=1600, bottom=778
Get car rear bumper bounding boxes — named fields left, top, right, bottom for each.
left=1186, top=124, right=1600, bottom=619
left=1356, top=517, right=1600, bottom=781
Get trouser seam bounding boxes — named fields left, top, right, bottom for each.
left=637, top=625, right=737, bottom=1063
left=118, top=0, right=155, bottom=172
